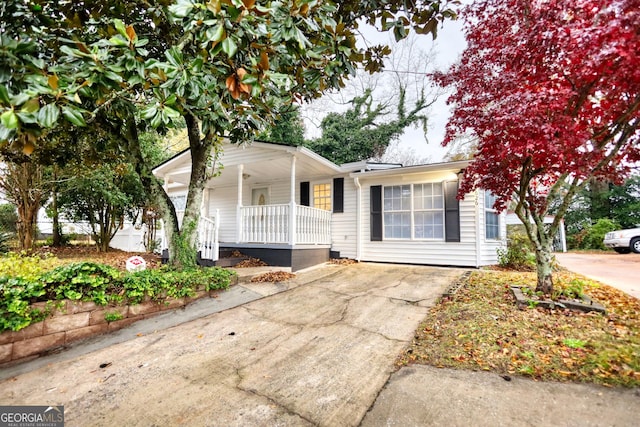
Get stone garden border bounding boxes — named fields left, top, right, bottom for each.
left=510, top=286, right=606, bottom=314
left=0, top=286, right=230, bottom=367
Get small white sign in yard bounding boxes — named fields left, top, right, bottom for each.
left=126, top=256, right=147, bottom=272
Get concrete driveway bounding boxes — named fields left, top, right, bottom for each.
left=555, top=252, right=640, bottom=299
left=0, top=263, right=460, bottom=426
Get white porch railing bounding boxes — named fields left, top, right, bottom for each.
left=239, top=204, right=331, bottom=245
left=197, top=213, right=219, bottom=261
left=160, top=210, right=220, bottom=262
left=295, top=205, right=332, bottom=244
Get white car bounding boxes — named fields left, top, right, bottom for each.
left=604, top=227, right=640, bottom=254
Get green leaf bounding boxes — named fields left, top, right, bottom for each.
left=0, top=125, right=12, bottom=141
left=11, top=93, right=30, bottom=106
left=0, top=85, right=10, bottom=104
left=209, top=25, right=226, bottom=43
left=109, top=36, right=129, bottom=47
left=114, top=19, right=127, bottom=38
left=62, top=106, right=86, bottom=126
left=221, top=37, right=238, bottom=58
left=21, top=98, right=40, bottom=113
left=104, top=71, right=123, bottom=83
left=140, top=105, right=157, bottom=120
left=1, top=110, right=18, bottom=129
left=165, top=94, right=177, bottom=105
left=37, top=103, right=60, bottom=128
left=169, top=0, right=194, bottom=18
left=163, top=106, right=181, bottom=119
left=150, top=111, right=163, bottom=128
left=165, top=48, right=183, bottom=68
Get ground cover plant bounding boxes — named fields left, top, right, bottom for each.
left=0, top=251, right=235, bottom=332
left=398, top=270, right=640, bottom=387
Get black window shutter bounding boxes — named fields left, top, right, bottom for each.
left=333, top=178, right=344, bottom=213
left=370, top=185, right=383, bottom=241
left=444, top=180, right=461, bottom=242
left=300, top=181, right=310, bottom=206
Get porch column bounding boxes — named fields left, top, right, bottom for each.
left=289, top=155, right=296, bottom=245
left=236, top=164, right=244, bottom=243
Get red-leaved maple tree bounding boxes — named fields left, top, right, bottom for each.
left=435, top=0, right=640, bottom=293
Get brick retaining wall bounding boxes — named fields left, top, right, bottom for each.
left=0, top=289, right=221, bottom=367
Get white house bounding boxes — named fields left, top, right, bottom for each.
left=153, top=141, right=506, bottom=271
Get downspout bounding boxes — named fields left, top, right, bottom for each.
left=354, top=176, right=362, bottom=261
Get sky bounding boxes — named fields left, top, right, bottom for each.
left=301, top=15, right=468, bottom=163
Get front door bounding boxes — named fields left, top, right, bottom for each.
left=252, top=187, right=269, bottom=205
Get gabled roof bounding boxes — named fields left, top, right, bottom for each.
left=153, top=139, right=343, bottom=188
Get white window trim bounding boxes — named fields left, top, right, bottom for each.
left=484, top=191, right=501, bottom=240
left=382, top=183, right=445, bottom=241
left=311, top=181, right=332, bottom=211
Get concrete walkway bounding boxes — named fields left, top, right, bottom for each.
left=1, top=262, right=639, bottom=426
left=0, top=263, right=459, bottom=426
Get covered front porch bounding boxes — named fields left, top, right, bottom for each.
left=154, top=142, right=340, bottom=270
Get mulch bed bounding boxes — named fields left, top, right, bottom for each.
left=35, top=245, right=163, bottom=271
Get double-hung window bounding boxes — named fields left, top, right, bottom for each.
left=485, top=191, right=500, bottom=239
left=414, top=183, right=444, bottom=239
left=383, top=185, right=411, bottom=239
left=383, top=183, right=444, bottom=240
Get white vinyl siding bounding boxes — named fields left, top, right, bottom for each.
left=329, top=176, right=358, bottom=258
left=355, top=171, right=505, bottom=267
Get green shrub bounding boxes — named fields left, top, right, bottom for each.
left=41, top=262, right=122, bottom=305
left=0, top=232, right=12, bottom=254
left=0, top=276, right=47, bottom=331
left=574, top=218, right=620, bottom=250
left=0, top=204, right=17, bottom=233
left=0, top=252, right=59, bottom=280
left=497, top=232, right=536, bottom=271
left=0, top=256, right=235, bottom=332
left=104, top=311, right=124, bottom=322
left=121, top=266, right=235, bottom=303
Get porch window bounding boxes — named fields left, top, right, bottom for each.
left=313, top=183, right=332, bottom=211
left=383, top=184, right=444, bottom=240
left=485, top=191, right=500, bottom=239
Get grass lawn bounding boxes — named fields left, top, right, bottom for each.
left=398, top=269, right=640, bottom=388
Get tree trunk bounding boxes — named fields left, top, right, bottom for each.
left=51, top=180, right=62, bottom=246
left=18, top=203, right=38, bottom=250
left=169, top=113, right=214, bottom=268
left=120, top=115, right=180, bottom=263
left=7, top=162, right=45, bottom=251
left=514, top=199, right=556, bottom=296
left=534, top=242, right=554, bottom=295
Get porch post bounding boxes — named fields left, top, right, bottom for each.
left=236, top=164, right=244, bottom=243
left=289, top=155, right=296, bottom=245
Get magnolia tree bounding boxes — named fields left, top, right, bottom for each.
left=435, top=0, right=640, bottom=293
left=0, top=0, right=456, bottom=267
